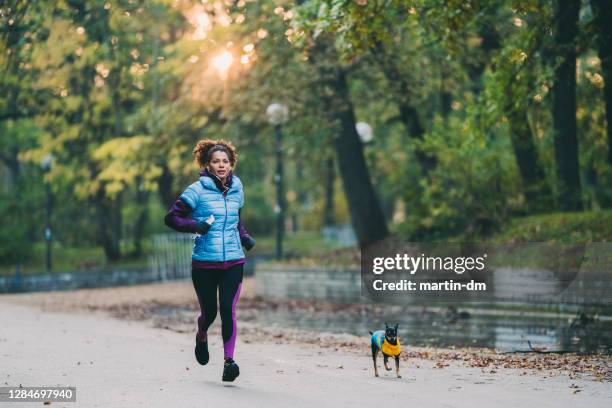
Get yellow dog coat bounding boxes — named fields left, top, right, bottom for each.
left=371, top=330, right=401, bottom=356
left=382, top=338, right=401, bottom=356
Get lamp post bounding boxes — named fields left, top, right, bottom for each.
left=40, top=153, right=54, bottom=273
left=356, top=122, right=374, bottom=144
left=266, top=103, right=289, bottom=260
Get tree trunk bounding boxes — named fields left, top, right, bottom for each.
left=92, top=189, right=121, bottom=262
left=131, top=178, right=149, bottom=258
left=397, top=103, right=436, bottom=175
left=323, top=156, right=335, bottom=227
left=157, top=163, right=175, bottom=209
left=552, top=0, right=582, bottom=211
left=114, top=192, right=122, bottom=256
left=296, top=0, right=388, bottom=245
left=311, top=38, right=389, bottom=245
left=505, top=77, right=553, bottom=212
left=0, top=146, right=21, bottom=192
left=332, top=92, right=389, bottom=245
left=508, top=108, right=553, bottom=211
left=590, top=0, right=612, bottom=208
left=292, top=157, right=306, bottom=233
left=584, top=159, right=611, bottom=208
left=591, top=0, right=612, bottom=169
left=371, top=42, right=436, bottom=176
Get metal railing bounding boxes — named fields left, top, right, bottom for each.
left=149, top=233, right=195, bottom=281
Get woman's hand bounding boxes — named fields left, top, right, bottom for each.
left=241, top=235, right=255, bottom=251
left=194, top=214, right=215, bottom=235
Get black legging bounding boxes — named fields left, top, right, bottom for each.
left=191, top=264, right=243, bottom=359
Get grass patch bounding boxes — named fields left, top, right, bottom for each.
left=248, top=230, right=344, bottom=258
left=0, top=241, right=152, bottom=277
left=490, top=210, right=612, bottom=243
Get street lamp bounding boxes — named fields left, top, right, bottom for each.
left=266, top=103, right=289, bottom=260
left=356, top=122, right=374, bottom=144
left=40, top=153, right=54, bottom=273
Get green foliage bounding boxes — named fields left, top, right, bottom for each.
left=399, top=112, right=520, bottom=240
left=249, top=230, right=333, bottom=258
left=238, top=180, right=275, bottom=235
left=492, top=210, right=612, bottom=243
left=2, top=0, right=612, bottom=268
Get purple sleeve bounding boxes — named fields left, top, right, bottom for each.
left=164, top=199, right=201, bottom=233
left=237, top=208, right=250, bottom=239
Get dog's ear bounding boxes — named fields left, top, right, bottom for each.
left=394, top=323, right=399, bottom=330
left=385, top=321, right=388, bottom=328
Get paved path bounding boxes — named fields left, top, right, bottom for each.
left=1, top=300, right=610, bottom=408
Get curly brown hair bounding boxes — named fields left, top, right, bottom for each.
left=193, top=139, right=238, bottom=169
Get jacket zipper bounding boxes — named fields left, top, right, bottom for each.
left=222, top=194, right=228, bottom=261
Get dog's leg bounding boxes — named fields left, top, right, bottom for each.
left=384, top=355, right=391, bottom=371
left=395, top=355, right=402, bottom=378
left=371, top=343, right=379, bottom=377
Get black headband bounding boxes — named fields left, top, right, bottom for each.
left=206, top=144, right=231, bottom=162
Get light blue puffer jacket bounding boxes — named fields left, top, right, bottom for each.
left=179, top=174, right=245, bottom=262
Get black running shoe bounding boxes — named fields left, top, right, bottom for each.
left=195, top=334, right=209, bottom=365
left=222, top=358, right=240, bottom=382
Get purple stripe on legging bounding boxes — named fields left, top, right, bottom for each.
left=223, top=282, right=242, bottom=359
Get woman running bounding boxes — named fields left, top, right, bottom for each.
left=164, top=139, right=255, bottom=382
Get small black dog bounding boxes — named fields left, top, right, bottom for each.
left=369, top=322, right=401, bottom=378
